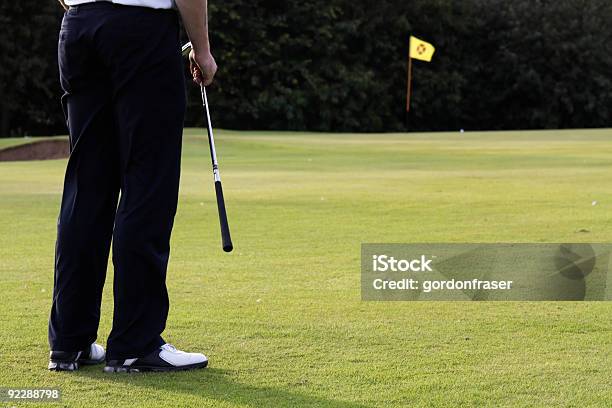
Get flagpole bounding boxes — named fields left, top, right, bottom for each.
left=406, top=55, right=413, bottom=112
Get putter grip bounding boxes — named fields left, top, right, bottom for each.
left=215, top=180, right=233, bottom=252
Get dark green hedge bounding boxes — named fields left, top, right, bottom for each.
left=2, top=0, right=611, bottom=136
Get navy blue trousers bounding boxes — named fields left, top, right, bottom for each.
left=48, top=3, right=186, bottom=360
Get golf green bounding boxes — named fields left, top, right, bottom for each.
left=0, top=129, right=611, bottom=407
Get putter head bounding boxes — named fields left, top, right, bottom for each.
left=181, top=42, right=192, bottom=57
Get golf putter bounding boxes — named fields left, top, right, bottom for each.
left=182, top=42, right=233, bottom=252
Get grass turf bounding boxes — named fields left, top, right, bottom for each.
left=0, top=129, right=611, bottom=407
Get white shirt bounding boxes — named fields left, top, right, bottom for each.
left=64, top=0, right=175, bottom=9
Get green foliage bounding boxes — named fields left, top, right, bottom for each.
left=1, top=0, right=611, bottom=136
left=0, top=1, right=64, bottom=137
left=460, top=0, right=612, bottom=130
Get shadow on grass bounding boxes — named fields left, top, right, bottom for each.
left=75, top=366, right=368, bottom=408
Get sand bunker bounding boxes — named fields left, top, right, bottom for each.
left=0, top=139, right=70, bottom=162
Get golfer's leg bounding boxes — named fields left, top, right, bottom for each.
left=49, top=14, right=120, bottom=352
left=105, top=10, right=185, bottom=360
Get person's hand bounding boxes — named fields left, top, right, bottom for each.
left=189, top=49, right=217, bottom=86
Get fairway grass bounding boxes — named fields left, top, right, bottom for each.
left=0, top=129, right=611, bottom=407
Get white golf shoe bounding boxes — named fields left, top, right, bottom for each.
left=48, top=343, right=106, bottom=371
left=104, top=343, right=208, bottom=373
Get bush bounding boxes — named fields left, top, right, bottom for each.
left=1, top=0, right=611, bottom=136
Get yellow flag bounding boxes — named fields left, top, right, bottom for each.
left=409, top=36, right=435, bottom=62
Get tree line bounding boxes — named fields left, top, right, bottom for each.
left=1, top=0, right=611, bottom=137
